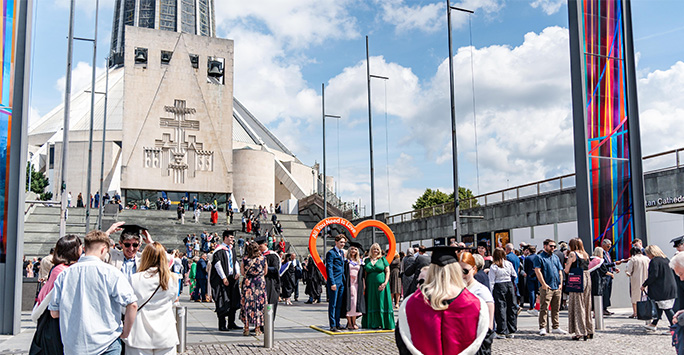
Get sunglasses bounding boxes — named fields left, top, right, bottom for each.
left=462, top=268, right=470, bottom=275
left=123, top=242, right=140, bottom=248
left=548, top=245, right=557, bottom=249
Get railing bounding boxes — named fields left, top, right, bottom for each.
left=387, top=147, right=684, bottom=225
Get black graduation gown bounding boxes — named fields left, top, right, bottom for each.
left=264, top=252, right=281, bottom=304
left=280, top=262, right=296, bottom=298
left=209, top=247, right=240, bottom=316
left=305, top=256, right=324, bottom=300
left=342, top=260, right=366, bottom=317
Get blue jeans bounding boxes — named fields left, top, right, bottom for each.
left=328, top=283, right=345, bottom=328
left=101, top=338, right=121, bottom=355
left=527, top=279, right=538, bottom=309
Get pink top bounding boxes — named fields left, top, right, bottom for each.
left=36, top=263, right=69, bottom=306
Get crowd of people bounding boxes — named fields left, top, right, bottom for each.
left=24, top=214, right=684, bottom=355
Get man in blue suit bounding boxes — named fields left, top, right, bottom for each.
left=326, top=234, right=347, bottom=331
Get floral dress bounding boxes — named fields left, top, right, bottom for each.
left=240, top=255, right=267, bottom=327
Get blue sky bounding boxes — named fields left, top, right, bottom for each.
left=29, top=0, right=684, bottom=216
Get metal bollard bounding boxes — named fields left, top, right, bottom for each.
left=264, top=304, right=274, bottom=348
left=176, top=305, right=187, bottom=353
left=593, top=295, right=604, bottom=330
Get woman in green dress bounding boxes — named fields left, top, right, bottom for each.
left=362, top=243, right=396, bottom=330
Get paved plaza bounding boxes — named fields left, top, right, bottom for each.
left=0, top=283, right=673, bottom=355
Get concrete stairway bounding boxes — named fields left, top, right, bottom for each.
left=23, top=206, right=325, bottom=259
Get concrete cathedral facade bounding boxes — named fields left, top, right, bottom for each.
left=27, top=1, right=324, bottom=210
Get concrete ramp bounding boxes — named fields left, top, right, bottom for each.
left=274, top=158, right=307, bottom=200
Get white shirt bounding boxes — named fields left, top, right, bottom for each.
left=124, top=269, right=179, bottom=350
left=488, top=260, right=516, bottom=291
left=467, top=280, right=494, bottom=304
left=48, top=255, right=136, bottom=355
left=214, top=244, right=241, bottom=279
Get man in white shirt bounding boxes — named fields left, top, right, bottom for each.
left=108, top=224, right=152, bottom=280
left=49, top=230, right=138, bottom=355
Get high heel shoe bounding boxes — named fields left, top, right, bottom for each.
left=571, top=335, right=582, bottom=341
left=587, top=333, right=593, bottom=339
left=243, top=328, right=250, bottom=336
left=583, top=335, right=588, bottom=341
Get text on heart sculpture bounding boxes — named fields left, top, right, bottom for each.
left=307, top=217, right=397, bottom=281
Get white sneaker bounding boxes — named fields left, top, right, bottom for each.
left=644, top=324, right=657, bottom=331
left=528, top=309, right=539, bottom=316
left=552, top=328, right=568, bottom=334
left=539, top=328, right=547, bottom=336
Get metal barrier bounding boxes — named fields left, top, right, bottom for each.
left=264, top=304, right=274, bottom=348
left=594, top=295, right=604, bottom=330
left=175, top=305, right=187, bottom=353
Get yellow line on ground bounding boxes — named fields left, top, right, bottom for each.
left=309, top=325, right=394, bottom=335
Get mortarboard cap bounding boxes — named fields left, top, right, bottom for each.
left=477, top=241, right=488, bottom=248
left=671, top=236, right=684, bottom=248
left=222, top=230, right=235, bottom=238
left=348, top=242, right=364, bottom=253
left=255, top=235, right=267, bottom=244
left=425, top=246, right=460, bottom=267
left=120, top=224, right=147, bottom=238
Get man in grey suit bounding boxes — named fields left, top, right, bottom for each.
left=403, top=245, right=430, bottom=296
left=401, top=247, right=416, bottom=296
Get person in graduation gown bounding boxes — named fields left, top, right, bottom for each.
left=209, top=230, right=241, bottom=331
left=671, top=236, right=684, bottom=312
left=342, top=242, right=366, bottom=330
left=396, top=246, right=489, bottom=355
left=304, top=255, right=324, bottom=304
left=257, top=234, right=282, bottom=321
left=280, top=253, right=296, bottom=305
left=362, top=243, right=395, bottom=330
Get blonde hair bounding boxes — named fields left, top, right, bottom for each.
left=645, top=245, right=667, bottom=258
left=592, top=247, right=604, bottom=258
left=419, top=263, right=466, bottom=311
left=138, top=242, right=173, bottom=291
left=347, top=246, right=361, bottom=262
left=369, top=243, right=382, bottom=260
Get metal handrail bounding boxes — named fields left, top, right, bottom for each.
left=387, top=147, right=683, bottom=224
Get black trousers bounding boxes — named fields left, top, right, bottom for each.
left=217, top=277, right=239, bottom=329
left=493, top=281, right=517, bottom=335
left=603, top=276, right=613, bottom=309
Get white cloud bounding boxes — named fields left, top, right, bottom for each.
left=377, top=0, right=444, bottom=33
left=530, top=0, right=564, bottom=15
left=377, top=0, right=505, bottom=33
left=214, top=0, right=359, bottom=49
left=55, top=61, right=106, bottom=97
left=28, top=106, right=41, bottom=126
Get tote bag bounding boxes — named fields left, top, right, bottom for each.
left=566, top=252, right=584, bottom=293
left=637, top=292, right=657, bottom=321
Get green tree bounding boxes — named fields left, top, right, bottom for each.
left=26, top=163, right=52, bottom=200
left=412, top=188, right=452, bottom=210
left=412, top=187, right=480, bottom=211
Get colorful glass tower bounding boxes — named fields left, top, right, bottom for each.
left=568, top=0, right=647, bottom=259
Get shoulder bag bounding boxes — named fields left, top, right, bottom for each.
left=566, top=252, right=584, bottom=293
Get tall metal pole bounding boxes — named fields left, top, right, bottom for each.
left=366, top=36, right=376, bottom=244
left=59, top=0, right=77, bottom=238
left=322, top=83, right=327, bottom=251
left=97, top=58, right=110, bottom=231
left=446, top=1, right=472, bottom=242
left=84, top=0, right=99, bottom=233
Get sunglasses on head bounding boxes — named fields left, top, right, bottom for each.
left=123, top=242, right=139, bottom=248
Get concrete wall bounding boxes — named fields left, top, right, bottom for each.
left=121, top=26, right=234, bottom=193
left=233, top=148, right=274, bottom=208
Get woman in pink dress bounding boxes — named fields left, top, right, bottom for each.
left=345, top=242, right=365, bottom=330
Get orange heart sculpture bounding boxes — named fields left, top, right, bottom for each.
left=308, top=217, right=397, bottom=281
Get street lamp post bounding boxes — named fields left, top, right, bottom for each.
left=365, top=36, right=389, bottom=245
left=321, top=83, right=340, bottom=252
left=446, top=1, right=473, bottom=242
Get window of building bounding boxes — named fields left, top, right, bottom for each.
left=189, top=54, right=199, bottom=69
left=161, top=50, right=173, bottom=65
left=181, top=0, right=196, bottom=35
left=207, top=56, right=224, bottom=85
left=138, top=0, right=156, bottom=28
left=135, top=47, right=148, bottom=66
left=160, top=0, right=177, bottom=32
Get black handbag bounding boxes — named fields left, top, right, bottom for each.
left=637, top=291, right=657, bottom=320
left=566, top=253, right=584, bottom=293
